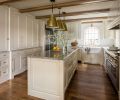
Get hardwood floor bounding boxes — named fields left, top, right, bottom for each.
left=65, top=64, right=118, bottom=100
left=0, top=64, right=118, bottom=100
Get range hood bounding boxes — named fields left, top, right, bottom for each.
left=108, top=16, right=120, bottom=30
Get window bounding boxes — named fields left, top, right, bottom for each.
left=84, top=26, right=100, bottom=46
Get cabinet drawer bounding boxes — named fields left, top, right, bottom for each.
left=0, top=59, right=8, bottom=67
left=1, top=66, right=8, bottom=76
left=0, top=53, right=9, bottom=59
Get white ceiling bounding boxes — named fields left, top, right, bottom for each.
left=6, top=0, right=115, bottom=20
left=28, top=1, right=114, bottom=16
left=7, top=0, right=75, bottom=9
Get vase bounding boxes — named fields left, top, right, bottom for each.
left=62, top=46, right=67, bottom=54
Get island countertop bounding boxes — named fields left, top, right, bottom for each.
left=28, top=48, right=79, bottom=60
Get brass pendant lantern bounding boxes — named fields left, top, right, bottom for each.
left=47, top=0, right=58, bottom=29
left=57, top=8, right=64, bottom=31
left=62, top=12, right=68, bottom=31
left=47, top=15, right=58, bottom=28
left=62, top=22, right=67, bottom=31
left=57, top=20, right=64, bottom=30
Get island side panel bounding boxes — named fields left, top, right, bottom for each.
left=28, top=57, right=64, bottom=100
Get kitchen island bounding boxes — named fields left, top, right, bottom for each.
left=27, top=48, right=79, bottom=100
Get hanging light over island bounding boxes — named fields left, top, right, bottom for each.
left=47, top=0, right=58, bottom=29
left=62, top=12, right=68, bottom=31
left=57, top=8, right=64, bottom=31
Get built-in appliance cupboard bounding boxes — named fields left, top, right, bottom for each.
left=0, top=6, right=45, bottom=83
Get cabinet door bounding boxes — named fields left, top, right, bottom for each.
left=0, top=6, right=8, bottom=51
left=20, top=55, right=27, bottom=72
left=12, top=55, right=21, bottom=76
left=33, top=20, right=39, bottom=47
left=19, top=14, right=27, bottom=49
left=27, top=16, right=33, bottom=48
left=10, top=8, right=19, bottom=50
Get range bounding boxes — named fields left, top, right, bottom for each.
left=104, top=49, right=119, bottom=92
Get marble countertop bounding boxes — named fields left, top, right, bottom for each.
left=29, top=48, right=78, bottom=60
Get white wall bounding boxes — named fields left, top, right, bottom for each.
left=66, top=20, right=116, bottom=65
left=66, top=21, right=81, bottom=45
left=66, top=20, right=116, bottom=47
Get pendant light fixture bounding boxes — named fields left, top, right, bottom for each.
left=62, top=12, right=68, bottom=31
left=57, top=8, right=64, bottom=31
left=47, top=0, right=58, bottom=29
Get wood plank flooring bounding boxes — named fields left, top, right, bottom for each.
left=0, top=64, right=118, bottom=100
left=65, top=64, right=118, bottom=100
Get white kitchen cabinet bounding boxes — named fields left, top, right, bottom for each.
left=21, top=55, right=27, bottom=72
left=10, top=7, right=41, bottom=50
left=19, top=14, right=27, bottom=49
left=0, top=6, right=9, bottom=51
left=33, top=20, right=39, bottom=47
left=0, top=6, right=42, bottom=51
left=27, top=16, right=33, bottom=48
left=10, top=8, right=19, bottom=50
left=12, top=51, right=27, bottom=76
left=12, top=52, right=21, bottom=76
left=0, top=52, right=9, bottom=83
left=12, top=48, right=41, bottom=76
left=64, top=49, right=78, bottom=90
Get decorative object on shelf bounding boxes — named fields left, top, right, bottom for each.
left=57, top=8, right=64, bottom=31
left=47, top=0, right=58, bottom=29
left=52, top=44, right=61, bottom=51
left=57, top=32, right=69, bottom=53
left=71, top=40, right=78, bottom=48
left=62, top=12, right=68, bottom=31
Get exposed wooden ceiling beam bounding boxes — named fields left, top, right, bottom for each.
left=20, top=0, right=114, bottom=13
left=0, top=0, right=25, bottom=5
left=65, top=16, right=108, bottom=22
left=81, top=21, right=103, bottom=23
left=36, top=8, right=110, bottom=19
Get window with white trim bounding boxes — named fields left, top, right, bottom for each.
left=84, top=26, right=100, bottom=46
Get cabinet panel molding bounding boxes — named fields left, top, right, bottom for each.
left=0, top=6, right=9, bottom=51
